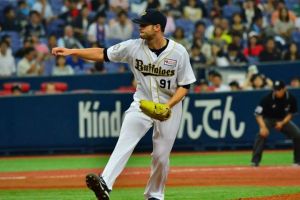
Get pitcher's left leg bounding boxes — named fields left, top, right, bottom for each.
left=144, top=104, right=182, bottom=200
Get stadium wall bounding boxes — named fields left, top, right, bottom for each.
left=0, top=90, right=299, bottom=154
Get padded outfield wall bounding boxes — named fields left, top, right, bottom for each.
left=0, top=89, right=299, bottom=154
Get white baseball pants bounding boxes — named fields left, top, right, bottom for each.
left=101, top=101, right=182, bottom=200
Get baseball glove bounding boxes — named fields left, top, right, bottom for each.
left=139, top=100, right=171, bottom=121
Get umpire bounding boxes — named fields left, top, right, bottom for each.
left=251, top=80, right=300, bottom=166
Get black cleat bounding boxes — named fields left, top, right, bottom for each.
left=86, top=173, right=110, bottom=200
left=251, top=162, right=259, bottom=167
left=148, top=198, right=160, bottom=200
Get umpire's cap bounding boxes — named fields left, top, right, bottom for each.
left=273, top=80, right=286, bottom=90
left=132, top=9, right=167, bottom=31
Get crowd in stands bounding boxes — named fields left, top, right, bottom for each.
left=1, top=0, right=300, bottom=95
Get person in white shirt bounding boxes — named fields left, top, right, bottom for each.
left=87, top=12, right=110, bottom=47
left=17, top=47, right=43, bottom=76
left=32, top=0, right=54, bottom=23
left=0, top=40, right=15, bottom=76
left=107, top=10, right=133, bottom=40
left=57, top=25, right=84, bottom=49
left=52, top=55, right=74, bottom=76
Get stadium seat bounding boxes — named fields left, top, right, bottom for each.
left=175, top=19, right=194, bottom=38
left=3, top=82, right=30, bottom=93
left=0, top=90, right=12, bottom=96
left=0, top=31, right=22, bottom=53
left=40, top=82, right=68, bottom=92
left=49, top=0, right=64, bottom=15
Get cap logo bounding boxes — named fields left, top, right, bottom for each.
left=141, top=11, right=147, bottom=16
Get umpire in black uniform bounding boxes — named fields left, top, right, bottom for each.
left=251, top=80, right=300, bottom=166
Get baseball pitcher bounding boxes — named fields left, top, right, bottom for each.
left=52, top=9, right=196, bottom=200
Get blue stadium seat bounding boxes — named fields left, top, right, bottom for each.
left=0, top=31, right=22, bottom=53
left=285, top=0, right=299, bottom=10
left=46, top=18, right=65, bottom=37
left=222, top=4, right=241, bottom=20
left=49, top=0, right=64, bottom=15
left=106, top=39, right=123, bottom=47
left=175, top=18, right=194, bottom=38
left=104, top=62, right=124, bottom=73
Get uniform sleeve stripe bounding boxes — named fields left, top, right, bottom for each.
left=104, top=48, right=110, bottom=62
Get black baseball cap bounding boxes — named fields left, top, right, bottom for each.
left=132, top=9, right=167, bottom=31
left=273, top=80, right=286, bottom=90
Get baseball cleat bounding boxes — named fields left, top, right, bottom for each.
left=148, top=198, right=160, bottom=200
left=86, top=173, right=110, bottom=200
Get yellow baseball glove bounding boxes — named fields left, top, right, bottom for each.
left=139, top=100, right=171, bottom=121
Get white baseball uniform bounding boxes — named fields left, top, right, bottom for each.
left=101, top=38, right=196, bottom=200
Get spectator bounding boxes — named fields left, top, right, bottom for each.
left=230, top=32, right=243, bottom=51
left=246, top=73, right=273, bottom=90
left=32, top=35, right=49, bottom=55
left=259, top=37, right=281, bottom=62
left=231, top=13, right=246, bottom=36
left=290, top=77, right=300, bottom=88
left=109, top=0, right=129, bottom=13
left=210, top=72, right=230, bottom=92
left=0, top=40, right=16, bottom=77
left=243, top=31, right=264, bottom=58
left=220, top=17, right=232, bottom=36
left=1, top=6, right=21, bottom=31
left=222, top=0, right=241, bottom=20
left=259, top=0, right=276, bottom=19
left=107, top=10, right=133, bottom=40
left=163, top=10, right=176, bottom=36
left=229, top=80, right=241, bottom=91
left=43, top=35, right=58, bottom=75
left=227, top=44, right=248, bottom=66
left=241, top=0, right=262, bottom=29
left=52, top=55, right=74, bottom=76
left=72, top=4, right=91, bottom=45
left=194, top=79, right=214, bottom=93
left=66, top=55, right=85, bottom=73
left=15, top=37, right=34, bottom=58
left=16, top=1, right=30, bottom=29
left=209, top=0, right=222, bottom=19
left=183, top=0, right=206, bottom=22
left=283, top=42, right=300, bottom=61
left=210, top=26, right=230, bottom=49
left=171, top=27, right=190, bottom=49
left=273, top=7, right=295, bottom=42
left=48, top=34, right=58, bottom=50
left=205, top=16, right=221, bottom=39
left=190, top=45, right=207, bottom=77
left=32, top=0, right=55, bottom=23
left=91, top=0, right=109, bottom=14
left=193, top=21, right=206, bottom=43
left=23, top=10, right=46, bottom=39
left=208, top=43, right=230, bottom=67
left=11, top=84, right=23, bottom=96
left=146, top=0, right=160, bottom=10
left=249, top=15, right=265, bottom=38
left=57, top=25, right=84, bottom=49
left=87, top=12, right=109, bottom=47
left=251, top=80, right=300, bottom=167
left=17, top=47, right=44, bottom=76
left=59, top=0, right=80, bottom=24
left=44, top=83, right=60, bottom=94
left=1, top=35, right=13, bottom=56
left=271, top=0, right=296, bottom=25
left=164, top=0, right=183, bottom=19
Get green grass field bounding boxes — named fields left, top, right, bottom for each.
left=0, top=150, right=299, bottom=200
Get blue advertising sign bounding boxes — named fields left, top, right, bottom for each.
left=0, top=89, right=299, bottom=154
